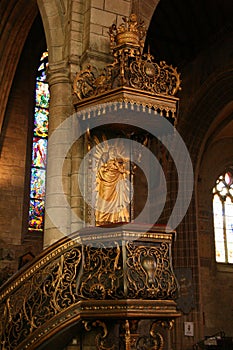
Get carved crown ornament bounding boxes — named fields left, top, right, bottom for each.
left=73, top=14, right=181, bottom=123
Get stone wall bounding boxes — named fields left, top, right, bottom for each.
left=0, top=15, right=45, bottom=283
left=175, top=24, right=233, bottom=344
left=198, top=136, right=233, bottom=336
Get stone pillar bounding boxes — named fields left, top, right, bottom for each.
left=70, top=137, right=85, bottom=233
left=43, top=61, right=74, bottom=248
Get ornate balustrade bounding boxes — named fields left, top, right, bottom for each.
left=0, top=224, right=180, bottom=350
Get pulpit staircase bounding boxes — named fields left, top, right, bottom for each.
left=0, top=225, right=180, bottom=350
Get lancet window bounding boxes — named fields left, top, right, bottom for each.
left=28, top=51, right=49, bottom=233
left=213, top=169, right=233, bottom=263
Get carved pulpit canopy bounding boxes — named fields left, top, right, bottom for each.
left=73, top=13, right=181, bottom=124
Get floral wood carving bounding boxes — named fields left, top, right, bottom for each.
left=73, top=14, right=181, bottom=102
left=0, top=229, right=179, bottom=350
left=126, top=241, right=178, bottom=299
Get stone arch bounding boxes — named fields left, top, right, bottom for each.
left=197, top=100, right=233, bottom=179
left=37, top=0, right=67, bottom=63
left=136, top=0, right=160, bottom=28
left=179, top=67, right=233, bottom=170
left=0, top=0, right=38, bottom=136
left=196, top=100, right=233, bottom=336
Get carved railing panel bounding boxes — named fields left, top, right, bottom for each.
left=0, top=244, right=82, bottom=349
left=0, top=226, right=180, bottom=349
left=78, top=243, right=124, bottom=300
left=126, top=241, right=178, bottom=299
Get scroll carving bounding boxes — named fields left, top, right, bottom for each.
left=0, top=230, right=179, bottom=349
left=73, top=55, right=181, bottom=101
left=73, top=14, right=181, bottom=102
left=126, top=241, right=178, bottom=299
left=84, top=320, right=116, bottom=350
left=0, top=247, right=82, bottom=349
left=77, top=243, right=124, bottom=299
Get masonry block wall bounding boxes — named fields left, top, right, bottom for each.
left=175, top=24, right=233, bottom=340
left=0, top=15, right=46, bottom=284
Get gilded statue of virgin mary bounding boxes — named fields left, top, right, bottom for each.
left=93, top=136, right=131, bottom=226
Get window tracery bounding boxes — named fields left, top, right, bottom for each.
left=213, top=168, right=233, bottom=263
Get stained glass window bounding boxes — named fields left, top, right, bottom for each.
left=28, top=51, right=49, bottom=232
left=213, top=169, right=233, bottom=263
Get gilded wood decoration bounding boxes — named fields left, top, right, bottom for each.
left=0, top=226, right=180, bottom=349
left=73, top=14, right=181, bottom=123
left=84, top=320, right=116, bottom=350
left=92, top=136, right=131, bottom=226
left=126, top=241, right=178, bottom=299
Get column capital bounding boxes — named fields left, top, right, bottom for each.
left=47, top=60, right=70, bottom=86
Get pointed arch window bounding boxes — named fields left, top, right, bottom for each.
left=213, top=169, right=233, bottom=264
left=28, top=51, right=49, bottom=233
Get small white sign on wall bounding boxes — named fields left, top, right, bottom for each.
left=184, top=322, right=194, bottom=336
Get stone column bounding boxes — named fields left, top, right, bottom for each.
left=70, top=136, right=85, bottom=234
left=43, top=61, right=74, bottom=248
